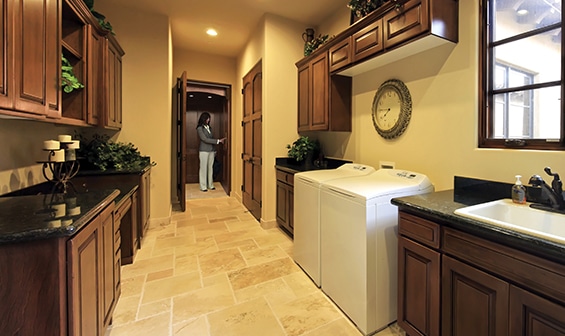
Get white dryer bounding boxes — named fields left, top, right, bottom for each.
left=319, top=169, right=433, bottom=335
left=293, top=163, right=375, bottom=287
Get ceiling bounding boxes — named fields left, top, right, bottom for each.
left=107, top=0, right=347, bottom=57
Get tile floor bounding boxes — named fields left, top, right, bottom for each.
left=105, top=184, right=406, bottom=336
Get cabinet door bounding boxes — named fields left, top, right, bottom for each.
left=12, top=0, right=61, bottom=117
left=383, top=0, right=429, bottom=49
left=276, top=180, right=290, bottom=230
left=510, top=285, right=565, bottom=336
left=87, top=25, right=104, bottom=126
left=310, top=52, right=329, bottom=131
left=139, top=169, right=151, bottom=237
left=0, top=0, right=11, bottom=109
left=288, top=186, right=294, bottom=231
left=105, top=35, right=124, bottom=129
left=297, top=63, right=310, bottom=131
left=100, top=205, right=116, bottom=328
left=398, top=236, right=440, bottom=336
left=442, top=255, right=509, bottom=336
left=68, top=215, right=102, bottom=336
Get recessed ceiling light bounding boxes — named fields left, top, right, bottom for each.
left=516, top=8, right=529, bottom=16
left=206, top=28, right=218, bottom=37
left=207, top=95, right=212, bottom=99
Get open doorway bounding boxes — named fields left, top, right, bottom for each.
left=186, top=80, right=231, bottom=196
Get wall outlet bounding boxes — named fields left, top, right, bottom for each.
left=380, top=161, right=395, bottom=169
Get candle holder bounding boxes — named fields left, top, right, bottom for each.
left=38, top=148, right=80, bottom=194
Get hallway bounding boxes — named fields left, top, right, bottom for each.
left=105, top=195, right=405, bottom=336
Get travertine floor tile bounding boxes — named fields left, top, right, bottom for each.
left=272, top=291, right=344, bottom=336
left=142, top=271, right=201, bottom=304
left=173, top=316, right=210, bottom=336
left=207, top=297, right=285, bottom=336
left=172, top=281, right=236, bottom=324
left=198, top=248, right=247, bottom=277
left=302, top=318, right=361, bottom=336
left=109, top=191, right=406, bottom=336
left=107, top=312, right=170, bottom=336
left=228, top=257, right=300, bottom=290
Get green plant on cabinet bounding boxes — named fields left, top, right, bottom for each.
left=286, top=136, right=320, bottom=162
left=61, top=54, right=84, bottom=93
left=77, top=134, right=156, bottom=171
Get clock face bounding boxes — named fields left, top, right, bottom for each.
left=375, top=88, right=401, bottom=131
left=371, top=79, right=412, bottom=139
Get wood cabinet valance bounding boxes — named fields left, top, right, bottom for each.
left=300, top=0, right=458, bottom=77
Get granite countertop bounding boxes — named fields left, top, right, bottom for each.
left=391, top=176, right=565, bottom=264
left=77, top=162, right=152, bottom=176
left=0, top=188, right=119, bottom=244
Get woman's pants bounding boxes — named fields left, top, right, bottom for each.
left=199, top=151, right=215, bottom=190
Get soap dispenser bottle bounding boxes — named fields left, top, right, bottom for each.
left=512, top=175, right=527, bottom=204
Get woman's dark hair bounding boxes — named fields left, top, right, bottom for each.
left=197, top=112, right=211, bottom=128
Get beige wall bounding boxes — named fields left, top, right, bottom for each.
left=317, top=0, right=565, bottom=191
left=96, top=0, right=173, bottom=221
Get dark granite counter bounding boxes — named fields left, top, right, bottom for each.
left=0, top=188, right=119, bottom=244
left=275, top=157, right=352, bottom=174
left=391, top=176, right=565, bottom=264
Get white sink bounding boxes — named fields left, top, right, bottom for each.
left=454, top=199, right=565, bottom=245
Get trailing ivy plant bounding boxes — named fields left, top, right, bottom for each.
left=347, top=0, right=386, bottom=18
left=61, top=54, right=84, bottom=93
left=83, top=0, right=114, bottom=34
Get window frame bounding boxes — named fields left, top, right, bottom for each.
left=479, top=0, right=565, bottom=150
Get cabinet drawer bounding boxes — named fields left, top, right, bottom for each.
left=399, top=211, right=440, bottom=249
left=329, top=37, right=351, bottom=72
left=383, top=0, right=428, bottom=49
left=276, top=169, right=294, bottom=186
left=443, top=227, right=565, bottom=305
left=352, top=19, right=383, bottom=62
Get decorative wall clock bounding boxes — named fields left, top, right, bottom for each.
left=371, top=79, right=412, bottom=139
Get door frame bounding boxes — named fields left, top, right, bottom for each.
left=186, top=79, right=232, bottom=196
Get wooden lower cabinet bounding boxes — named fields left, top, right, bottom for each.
left=441, top=255, right=509, bottom=336
left=68, top=202, right=117, bottom=335
left=398, top=236, right=440, bottom=336
left=0, top=202, right=118, bottom=335
left=510, top=285, right=565, bottom=335
left=275, top=169, right=294, bottom=235
left=398, top=211, right=565, bottom=336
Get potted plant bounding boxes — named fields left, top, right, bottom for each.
left=77, top=134, right=155, bottom=171
left=286, top=136, right=320, bottom=164
left=348, top=0, right=387, bottom=21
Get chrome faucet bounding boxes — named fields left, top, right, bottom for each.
left=529, top=167, right=565, bottom=210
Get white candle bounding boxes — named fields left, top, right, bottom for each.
left=43, top=140, right=60, bottom=150
left=58, top=134, right=72, bottom=142
left=50, top=203, right=66, bottom=218
left=49, top=149, right=65, bottom=162
left=67, top=206, right=81, bottom=216
left=48, top=219, right=61, bottom=228
left=66, top=140, right=80, bottom=149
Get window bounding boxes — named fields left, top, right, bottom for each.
left=480, top=0, right=564, bottom=150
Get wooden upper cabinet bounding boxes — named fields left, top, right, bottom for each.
left=296, top=52, right=351, bottom=132
left=329, top=37, right=351, bottom=73
left=0, top=0, right=61, bottom=118
left=87, top=25, right=104, bottom=126
left=352, top=19, right=383, bottom=62
left=104, top=34, right=125, bottom=130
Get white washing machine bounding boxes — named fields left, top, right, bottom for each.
left=293, top=163, right=376, bottom=287
left=319, top=169, right=433, bottom=335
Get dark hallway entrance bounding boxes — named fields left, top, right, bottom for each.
left=185, top=81, right=231, bottom=195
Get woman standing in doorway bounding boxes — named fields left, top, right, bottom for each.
left=196, top=112, right=225, bottom=192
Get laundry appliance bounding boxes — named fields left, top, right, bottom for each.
left=293, top=163, right=376, bottom=286
left=319, top=169, right=433, bottom=335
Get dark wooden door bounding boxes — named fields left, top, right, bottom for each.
left=176, top=72, right=187, bottom=211
left=398, top=236, right=440, bottom=336
left=242, top=60, right=262, bottom=221
left=510, top=285, right=565, bottom=336
left=442, top=255, right=509, bottom=336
